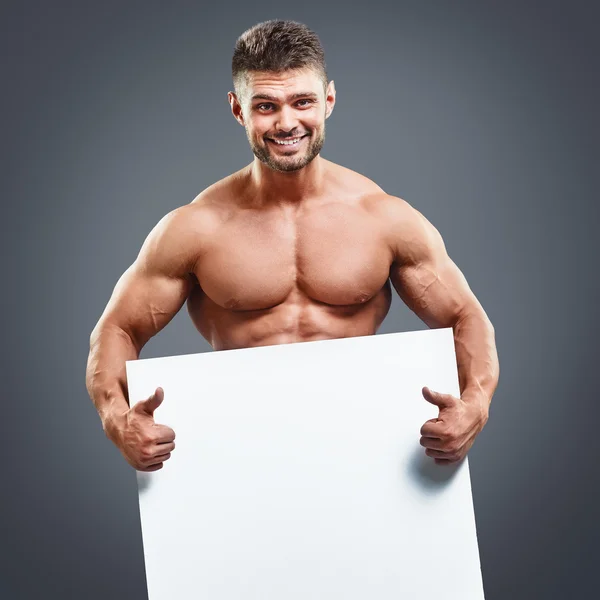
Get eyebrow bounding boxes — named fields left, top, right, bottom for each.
left=251, top=92, right=319, bottom=102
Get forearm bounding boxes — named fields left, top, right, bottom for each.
left=86, top=323, right=140, bottom=436
left=453, top=308, right=499, bottom=405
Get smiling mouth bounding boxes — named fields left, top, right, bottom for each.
left=267, top=134, right=308, bottom=147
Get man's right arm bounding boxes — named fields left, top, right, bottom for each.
left=86, top=207, right=197, bottom=469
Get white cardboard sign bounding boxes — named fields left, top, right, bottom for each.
left=127, top=328, right=484, bottom=599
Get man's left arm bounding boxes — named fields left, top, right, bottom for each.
left=386, top=198, right=500, bottom=463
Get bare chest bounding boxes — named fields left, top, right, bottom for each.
left=195, top=205, right=393, bottom=310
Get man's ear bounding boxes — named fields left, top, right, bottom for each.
left=325, top=79, right=336, bottom=119
left=228, top=91, right=245, bottom=126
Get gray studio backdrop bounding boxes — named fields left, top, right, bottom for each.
left=2, top=1, right=598, bottom=599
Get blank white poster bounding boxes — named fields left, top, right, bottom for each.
left=126, top=328, right=485, bottom=599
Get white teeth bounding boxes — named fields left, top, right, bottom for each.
left=272, top=136, right=303, bottom=145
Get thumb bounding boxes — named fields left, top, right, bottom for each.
left=138, top=387, right=164, bottom=415
left=422, top=386, right=454, bottom=409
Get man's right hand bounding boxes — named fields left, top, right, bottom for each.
left=106, top=387, right=176, bottom=471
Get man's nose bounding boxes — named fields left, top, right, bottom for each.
left=275, top=105, right=299, bottom=134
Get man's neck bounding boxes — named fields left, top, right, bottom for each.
left=248, top=155, right=327, bottom=206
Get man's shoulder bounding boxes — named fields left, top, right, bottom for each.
left=189, top=166, right=249, bottom=212
left=325, top=160, right=384, bottom=198
left=325, top=161, right=416, bottom=219
left=142, top=177, right=239, bottom=270
left=154, top=201, right=221, bottom=242
left=153, top=170, right=247, bottom=241
left=354, top=189, right=444, bottom=261
left=358, top=189, right=416, bottom=224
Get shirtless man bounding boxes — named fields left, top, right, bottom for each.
left=86, top=20, right=499, bottom=473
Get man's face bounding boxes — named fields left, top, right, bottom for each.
left=229, top=68, right=336, bottom=173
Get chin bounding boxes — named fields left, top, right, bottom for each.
left=267, top=161, right=306, bottom=173
left=272, top=154, right=315, bottom=172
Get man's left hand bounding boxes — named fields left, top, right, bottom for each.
left=419, top=386, right=489, bottom=465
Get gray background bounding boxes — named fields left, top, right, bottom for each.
left=2, top=0, right=598, bottom=598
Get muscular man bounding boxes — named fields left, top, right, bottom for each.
left=86, top=20, right=499, bottom=473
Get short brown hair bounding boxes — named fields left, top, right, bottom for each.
left=232, top=20, right=328, bottom=98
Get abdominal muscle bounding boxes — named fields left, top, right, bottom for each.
left=186, top=280, right=392, bottom=351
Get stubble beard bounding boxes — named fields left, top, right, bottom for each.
left=247, top=125, right=326, bottom=173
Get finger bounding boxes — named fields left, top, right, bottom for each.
left=434, top=458, right=455, bottom=465
left=420, top=419, right=445, bottom=438
left=140, top=462, right=164, bottom=472
left=154, top=441, right=175, bottom=454
left=419, top=436, right=444, bottom=450
left=422, top=387, right=455, bottom=409
left=139, top=387, right=164, bottom=415
left=425, top=448, right=457, bottom=459
left=152, top=452, right=172, bottom=463
left=140, top=442, right=174, bottom=465
left=153, top=425, right=176, bottom=444
left=140, top=450, right=168, bottom=466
